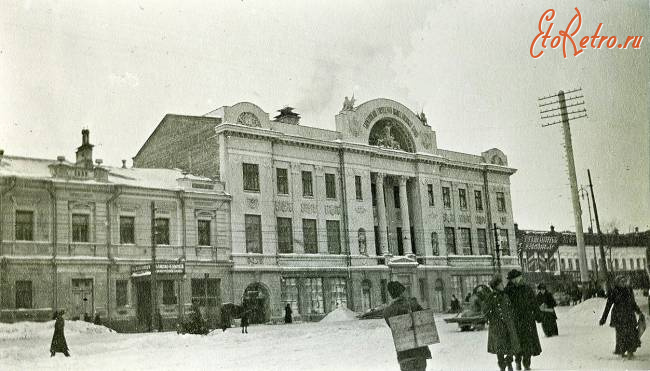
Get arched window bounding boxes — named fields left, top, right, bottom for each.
left=361, top=279, right=372, bottom=312
left=358, top=228, right=367, bottom=255
left=431, top=232, right=439, bottom=256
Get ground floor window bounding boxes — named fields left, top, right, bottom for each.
left=191, top=278, right=220, bottom=306
left=116, top=280, right=128, bottom=307
left=303, top=278, right=324, bottom=314
left=15, top=280, right=32, bottom=309
left=162, top=280, right=177, bottom=305
left=451, top=276, right=462, bottom=300
left=329, top=278, right=347, bottom=309
left=463, top=276, right=478, bottom=300
left=281, top=277, right=300, bottom=315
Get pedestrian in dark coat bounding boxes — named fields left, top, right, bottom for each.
left=505, top=270, right=541, bottom=371
left=241, top=309, right=249, bottom=334
left=284, top=304, right=293, bottom=324
left=220, top=305, right=231, bottom=332
left=536, top=283, right=558, bottom=337
left=383, top=281, right=431, bottom=371
left=50, top=310, right=70, bottom=357
left=599, top=275, right=644, bottom=358
left=450, top=294, right=461, bottom=313
left=484, top=275, right=520, bottom=371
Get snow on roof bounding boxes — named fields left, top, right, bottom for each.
left=0, top=155, right=223, bottom=193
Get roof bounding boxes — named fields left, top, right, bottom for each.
left=0, top=155, right=226, bottom=194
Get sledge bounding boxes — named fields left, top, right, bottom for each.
left=444, top=314, right=487, bottom=331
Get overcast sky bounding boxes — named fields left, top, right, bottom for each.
left=1, top=0, right=648, bottom=232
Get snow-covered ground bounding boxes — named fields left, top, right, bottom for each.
left=1, top=298, right=648, bottom=371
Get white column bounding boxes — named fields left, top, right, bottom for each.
left=375, top=173, right=389, bottom=256
left=399, top=176, right=412, bottom=255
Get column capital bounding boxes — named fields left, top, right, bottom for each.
left=375, top=172, right=386, bottom=181
left=399, top=175, right=409, bottom=185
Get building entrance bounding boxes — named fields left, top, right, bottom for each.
left=243, top=283, right=270, bottom=324
left=136, top=281, right=152, bottom=330
left=71, top=279, right=93, bottom=320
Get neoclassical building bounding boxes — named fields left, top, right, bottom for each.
left=134, top=97, right=519, bottom=322
left=0, top=131, right=231, bottom=331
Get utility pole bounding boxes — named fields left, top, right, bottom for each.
left=150, top=201, right=158, bottom=332
left=588, top=169, right=610, bottom=292
left=538, top=88, right=589, bottom=299
left=580, top=186, right=598, bottom=280
left=493, top=223, right=502, bottom=274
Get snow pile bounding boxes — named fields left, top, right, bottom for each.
left=0, top=320, right=112, bottom=340
left=320, top=307, right=358, bottom=323
left=564, top=298, right=606, bottom=322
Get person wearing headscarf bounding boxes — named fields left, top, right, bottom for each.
left=536, top=283, right=558, bottom=337
left=50, top=310, right=70, bottom=357
left=505, top=269, right=541, bottom=371
left=383, top=281, right=432, bottom=371
left=484, top=275, right=520, bottom=371
left=599, top=275, right=644, bottom=358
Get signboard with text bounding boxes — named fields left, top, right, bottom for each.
left=131, top=262, right=185, bottom=276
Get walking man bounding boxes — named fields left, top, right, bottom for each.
left=505, top=270, right=542, bottom=370
left=50, top=310, right=70, bottom=357
left=383, top=281, right=432, bottom=371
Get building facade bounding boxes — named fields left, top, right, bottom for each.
left=0, top=131, right=232, bottom=331
left=134, top=98, right=519, bottom=321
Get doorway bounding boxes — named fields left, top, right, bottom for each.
left=136, top=281, right=152, bottom=330
left=243, top=282, right=270, bottom=324
left=71, top=279, right=93, bottom=320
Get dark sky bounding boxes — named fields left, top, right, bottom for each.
left=1, top=0, right=648, bottom=232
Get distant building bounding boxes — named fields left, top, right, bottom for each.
left=134, top=97, right=519, bottom=321
left=0, top=131, right=231, bottom=331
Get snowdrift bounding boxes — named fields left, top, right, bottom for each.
left=0, top=320, right=113, bottom=341
left=564, top=298, right=606, bottom=322
left=320, top=307, right=358, bottom=323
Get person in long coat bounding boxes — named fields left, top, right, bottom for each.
left=505, top=269, right=541, bottom=371
left=383, top=281, right=432, bottom=371
left=241, top=309, right=250, bottom=334
left=484, top=275, right=520, bottom=371
left=599, top=275, right=644, bottom=358
left=536, top=283, right=558, bottom=337
left=450, top=295, right=461, bottom=313
left=284, top=304, right=293, bottom=324
left=50, top=310, right=70, bottom=357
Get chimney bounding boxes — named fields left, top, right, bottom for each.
left=122, top=159, right=127, bottom=169
left=95, top=159, right=103, bottom=166
left=76, top=129, right=94, bottom=169
left=550, top=225, right=555, bottom=233
left=0, top=149, right=4, bottom=164
left=57, top=155, right=66, bottom=163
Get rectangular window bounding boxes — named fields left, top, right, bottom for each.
left=568, top=259, right=574, bottom=270
left=191, top=278, right=220, bottom=306
left=614, top=259, right=619, bottom=270
left=281, top=277, right=300, bottom=315
left=116, top=280, right=128, bottom=307
left=325, top=173, right=336, bottom=199
left=154, top=218, right=170, bottom=245
left=643, top=258, right=647, bottom=268
left=622, top=259, right=627, bottom=270
left=72, top=214, right=90, bottom=242
left=451, top=276, right=462, bottom=299
left=442, top=187, right=451, bottom=209
left=302, top=171, right=313, bottom=197
left=329, top=277, right=348, bottom=310
left=15, top=280, right=32, bottom=309
left=276, top=168, right=289, bottom=195
left=243, top=163, right=260, bottom=192
left=302, top=219, right=318, bottom=254
left=463, top=276, right=478, bottom=298
left=427, top=184, right=434, bottom=206
left=303, top=278, right=325, bottom=314
left=445, top=227, right=456, bottom=255
left=355, top=176, right=363, bottom=200
left=431, top=232, right=439, bottom=256
left=162, top=280, right=176, bottom=305
left=630, top=259, right=634, bottom=270
left=393, top=186, right=400, bottom=208
left=474, top=190, right=483, bottom=212
left=561, top=259, right=566, bottom=271
left=498, top=229, right=510, bottom=255
left=371, top=183, right=377, bottom=206
left=245, top=214, right=262, bottom=253
left=458, top=189, right=467, bottom=210
left=326, top=220, right=341, bottom=254
left=198, top=220, right=211, bottom=246
left=277, top=217, right=293, bottom=253
left=477, top=228, right=487, bottom=255
left=119, top=216, right=135, bottom=244
left=459, top=228, right=472, bottom=255
left=637, top=258, right=642, bottom=269
left=15, top=210, right=34, bottom=241
left=496, top=192, right=506, bottom=212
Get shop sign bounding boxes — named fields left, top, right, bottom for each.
left=519, top=234, right=559, bottom=253
left=131, top=262, right=185, bottom=276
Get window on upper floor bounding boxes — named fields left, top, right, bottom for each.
left=243, top=163, right=260, bottom=192
left=154, top=218, right=170, bottom=245
left=358, top=228, right=367, bottom=255
left=15, top=210, right=34, bottom=241
left=393, top=186, right=400, bottom=208
left=431, top=232, right=439, bottom=256
left=72, top=214, right=90, bottom=242
left=198, top=220, right=211, bottom=246
left=371, top=183, right=377, bottom=206
left=276, top=168, right=289, bottom=195
left=477, top=228, right=488, bottom=255
left=458, top=189, right=467, bottom=210
left=302, top=219, right=318, bottom=254
left=459, top=228, right=472, bottom=255
left=120, top=216, right=135, bottom=244
left=496, top=192, right=506, bottom=212
left=498, top=229, right=510, bottom=255
left=302, top=171, right=313, bottom=197
left=445, top=227, right=456, bottom=255
left=427, top=184, right=434, bottom=206
left=474, top=190, right=483, bottom=212
left=245, top=214, right=262, bottom=253
left=442, top=187, right=451, bottom=209
left=277, top=217, right=293, bottom=253
left=325, top=173, right=336, bottom=199
left=355, top=176, right=363, bottom=200
left=326, top=220, right=341, bottom=254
